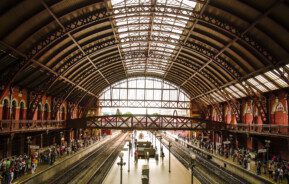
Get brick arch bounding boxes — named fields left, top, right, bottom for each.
left=43, top=103, right=50, bottom=120
left=60, top=105, right=66, bottom=120
left=1, top=97, right=10, bottom=106
left=37, top=102, right=43, bottom=120
left=19, top=100, right=26, bottom=108
left=1, top=98, right=10, bottom=120
left=19, top=100, right=26, bottom=120
left=11, top=99, right=18, bottom=120
left=11, top=98, right=19, bottom=107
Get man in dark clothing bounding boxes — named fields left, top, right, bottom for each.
left=285, top=164, right=289, bottom=184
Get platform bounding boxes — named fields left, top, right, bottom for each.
left=13, top=132, right=120, bottom=184
left=164, top=132, right=280, bottom=184
left=103, top=131, right=200, bottom=184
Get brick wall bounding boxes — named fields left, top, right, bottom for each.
left=0, top=86, right=83, bottom=121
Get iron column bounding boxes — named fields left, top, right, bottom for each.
left=168, top=141, right=172, bottom=173
left=117, top=152, right=126, bottom=184
left=191, top=154, right=196, bottom=184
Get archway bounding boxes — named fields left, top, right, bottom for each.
left=11, top=100, right=17, bottom=120
left=61, top=106, right=65, bottom=120
left=43, top=103, right=49, bottom=120
left=19, top=102, right=25, bottom=120
left=2, top=99, right=10, bottom=120
left=37, top=103, right=42, bottom=120
left=99, top=77, right=190, bottom=116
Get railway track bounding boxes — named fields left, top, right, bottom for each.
left=160, top=137, right=220, bottom=184
left=47, top=132, right=128, bottom=184
left=160, top=134, right=248, bottom=184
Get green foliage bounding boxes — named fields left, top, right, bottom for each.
left=123, top=112, right=133, bottom=116
left=152, top=113, right=160, bottom=115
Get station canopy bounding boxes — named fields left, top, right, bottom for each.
left=0, top=0, right=289, bottom=107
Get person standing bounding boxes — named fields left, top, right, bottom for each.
left=134, top=150, right=138, bottom=163
left=284, top=164, right=289, bottom=184
left=161, top=151, right=165, bottom=162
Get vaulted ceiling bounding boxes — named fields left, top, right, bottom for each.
left=0, top=0, right=289, bottom=107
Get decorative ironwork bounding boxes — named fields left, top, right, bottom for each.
left=27, top=75, right=58, bottom=119
left=51, top=85, right=76, bottom=119
left=0, top=120, right=65, bottom=134
left=0, top=48, right=29, bottom=99
left=227, top=123, right=289, bottom=138
left=98, top=100, right=190, bottom=109
left=26, top=5, right=275, bottom=74
left=68, top=114, right=227, bottom=131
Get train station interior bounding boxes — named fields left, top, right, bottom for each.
left=0, top=0, right=289, bottom=183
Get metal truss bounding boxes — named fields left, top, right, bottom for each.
left=27, top=5, right=275, bottom=66
left=67, top=114, right=226, bottom=131
left=1, top=1, right=284, bottom=113
left=9, top=3, right=276, bottom=105
left=27, top=75, right=58, bottom=119
left=98, top=100, right=190, bottom=109
left=54, top=35, right=241, bottom=93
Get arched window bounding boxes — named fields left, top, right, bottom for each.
left=11, top=100, right=17, bottom=120
left=2, top=99, right=9, bottom=120
left=19, top=102, right=25, bottom=120
left=37, top=104, right=42, bottom=120
left=61, top=106, right=65, bottom=120
left=99, top=77, right=190, bottom=116
left=67, top=105, right=72, bottom=120
left=43, top=103, right=49, bottom=120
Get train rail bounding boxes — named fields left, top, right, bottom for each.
left=47, top=133, right=128, bottom=184
left=160, top=134, right=248, bottom=184
left=159, top=136, right=220, bottom=184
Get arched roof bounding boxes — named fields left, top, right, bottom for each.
left=0, top=0, right=289, bottom=107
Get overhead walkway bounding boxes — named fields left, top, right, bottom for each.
left=68, top=114, right=226, bottom=131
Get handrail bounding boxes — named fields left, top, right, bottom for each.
left=0, top=120, right=66, bottom=133
left=226, top=123, right=289, bottom=136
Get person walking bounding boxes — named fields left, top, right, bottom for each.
left=161, top=151, right=165, bottom=162
left=134, top=150, right=138, bottom=163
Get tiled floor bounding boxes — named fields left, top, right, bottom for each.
left=103, top=131, right=200, bottom=184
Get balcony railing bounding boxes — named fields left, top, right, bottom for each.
left=0, top=120, right=66, bottom=133
left=226, top=123, right=289, bottom=137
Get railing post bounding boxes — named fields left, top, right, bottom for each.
left=10, top=119, right=12, bottom=131
left=278, top=125, right=280, bottom=133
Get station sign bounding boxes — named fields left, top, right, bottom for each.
left=30, top=145, right=40, bottom=149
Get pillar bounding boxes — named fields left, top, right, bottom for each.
left=40, top=134, right=43, bottom=148
left=19, top=134, right=25, bottom=155
left=74, top=129, right=79, bottom=140
left=212, top=131, right=216, bottom=151
left=56, top=132, right=61, bottom=145
left=65, top=130, right=71, bottom=144
left=5, top=137, right=12, bottom=157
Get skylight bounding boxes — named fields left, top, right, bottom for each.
left=111, top=0, right=197, bottom=75
left=198, top=65, right=289, bottom=105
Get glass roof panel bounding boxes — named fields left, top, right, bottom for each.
left=275, top=79, right=289, bottom=87
left=111, top=0, right=196, bottom=75
left=255, top=74, right=278, bottom=89
left=197, top=64, right=289, bottom=104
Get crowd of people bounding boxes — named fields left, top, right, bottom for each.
left=0, top=136, right=100, bottom=184
left=177, top=134, right=289, bottom=184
